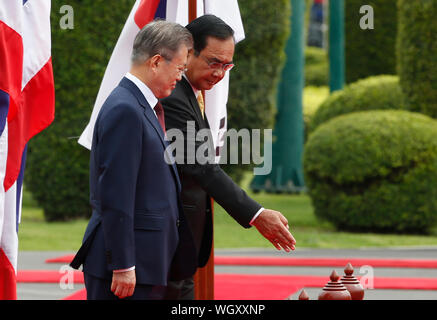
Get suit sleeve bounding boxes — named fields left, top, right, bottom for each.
left=163, top=94, right=261, bottom=228
left=95, top=103, right=142, bottom=270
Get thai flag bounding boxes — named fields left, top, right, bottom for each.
left=0, top=0, right=55, bottom=300
left=78, top=0, right=245, bottom=162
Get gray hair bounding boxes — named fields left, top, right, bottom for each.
left=131, top=20, right=193, bottom=65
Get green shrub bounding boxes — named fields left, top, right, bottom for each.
left=304, top=110, right=437, bottom=234
left=305, top=46, right=326, bottom=65
left=397, top=0, right=437, bottom=119
left=305, top=47, right=328, bottom=87
left=25, top=1, right=133, bottom=221
left=223, top=0, right=291, bottom=183
left=303, top=86, right=329, bottom=142
left=345, top=0, right=397, bottom=83
left=309, top=75, right=404, bottom=134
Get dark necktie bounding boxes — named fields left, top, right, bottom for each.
left=154, top=101, right=166, bottom=134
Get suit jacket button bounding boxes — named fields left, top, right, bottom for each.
left=176, top=219, right=180, bottom=227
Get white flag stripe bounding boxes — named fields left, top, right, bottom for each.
left=21, top=0, right=52, bottom=89
left=78, top=0, right=143, bottom=149
left=204, top=0, right=245, bottom=161
left=204, top=72, right=229, bottom=156
left=196, top=0, right=204, bottom=17
left=166, top=0, right=188, bottom=26
left=0, top=2, right=22, bottom=34
left=204, top=0, right=245, bottom=42
left=1, top=182, right=18, bottom=272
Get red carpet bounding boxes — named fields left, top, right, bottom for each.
left=60, top=273, right=437, bottom=300
left=63, top=288, right=87, bottom=300
left=17, top=270, right=84, bottom=283
left=35, top=254, right=437, bottom=300
left=215, top=256, right=437, bottom=268
left=46, top=254, right=437, bottom=269
left=45, top=255, right=75, bottom=263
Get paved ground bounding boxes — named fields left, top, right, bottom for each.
left=16, top=247, right=437, bottom=300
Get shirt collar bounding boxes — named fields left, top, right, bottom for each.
left=125, top=72, right=158, bottom=109
left=182, top=74, right=200, bottom=98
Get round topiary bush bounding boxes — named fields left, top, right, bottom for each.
left=304, top=110, right=437, bottom=234
left=309, top=75, right=404, bottom=134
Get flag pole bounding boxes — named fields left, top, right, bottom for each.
left=189, top=0, right=215, bottom=301
left=189, top=0, right=197, bottom=21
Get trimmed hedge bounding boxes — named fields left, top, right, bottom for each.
left=25, top=1, right=134, bottom=221
left=223, top=0, right=291, bottom=182
left=345, top=0, right=397, bottom=83
left=309, top=75, right=404, bottom=133
left=397, top=0, right=437, bottom=119
left=304, top=110, right=437, bottom=234
left=305, top=47, right=328, bottom=87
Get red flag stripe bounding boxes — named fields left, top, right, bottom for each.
left=0, top=20, right=23, bottom=124
left=0, top=249, right=17, bottom=300
left=3, top=58, right=55, bottom=191
left=134, top=0, right=162, bottom=29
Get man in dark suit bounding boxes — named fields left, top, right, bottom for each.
left=161, top=15, right=297, bottom=300
left=70, top=21, right=197, bottom=300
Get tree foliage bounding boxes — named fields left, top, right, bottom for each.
left=26, top=1, right=134, bottom=221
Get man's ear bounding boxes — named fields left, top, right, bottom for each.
left=149, top=54, right=162, bottom=71
left=187, top=49, right=196, bottom=65
left=187, top=48, right=195, bottom=58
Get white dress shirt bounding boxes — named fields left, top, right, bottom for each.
left=125, top=72, right=159, bottom=118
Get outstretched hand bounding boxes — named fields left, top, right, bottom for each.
left=252, top=209, right=296, bottom=252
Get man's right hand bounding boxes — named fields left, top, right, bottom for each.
left=252, top=209, right=296, bottom=252
left=111, top=269, right=136, bottom=299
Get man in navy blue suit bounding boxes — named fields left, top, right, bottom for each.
left=70, top=20, right=197, bottom=300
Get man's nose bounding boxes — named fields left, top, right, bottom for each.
left=212, top=68, right=225, bottom=77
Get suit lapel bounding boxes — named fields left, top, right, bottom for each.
left=119, top=77, right=182, bottom=192
left=179, top=78, right=210, bottom=129
left=119, top=77, right=166, bottom=145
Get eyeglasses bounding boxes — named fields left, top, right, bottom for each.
left=162, top=56, right=188, bottom=76
left=200, top=54, right=235, bottom=72
left=176, top=67, right=188, bottom=77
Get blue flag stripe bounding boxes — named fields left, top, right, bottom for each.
left=154, top=0, right=167, bottom=19
left=0, top=90, right=9, bottom=136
